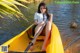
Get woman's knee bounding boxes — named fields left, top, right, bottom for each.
left=47, top=21, right=51, bottom=25
left=35, top=25, right=41, bottom=32
left=46, top=21, right=51, bottom=30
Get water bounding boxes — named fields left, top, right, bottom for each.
left=0, top=0, right=80, bottom=53
left=48, top=3, right=80, bottom=53
left=0, top=17, right=30, bottom=45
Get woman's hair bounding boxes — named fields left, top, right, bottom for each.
left=37, top=2, right=50, bottom=20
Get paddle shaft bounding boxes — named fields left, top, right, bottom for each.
left=25, top=23, right=46, bottom=52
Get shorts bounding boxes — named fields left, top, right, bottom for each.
left=32, top=24, right=46, bottom=36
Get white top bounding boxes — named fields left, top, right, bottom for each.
left=34, top=12, right=47, bottom=23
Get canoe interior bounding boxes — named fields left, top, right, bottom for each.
left=0, top=24, right=48, bottom=53
left=0, top=23, right=64, bottom=53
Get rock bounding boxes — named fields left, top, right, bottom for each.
left=70, top=22, right=78, bottom=28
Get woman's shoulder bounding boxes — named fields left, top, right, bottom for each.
left=49, top=13, right=53, bottom=15
left=35, top=12, right=42, bottom=16
left=35, top=12, right=39, bottom=15
left=49, top=13, right=53, bottom=17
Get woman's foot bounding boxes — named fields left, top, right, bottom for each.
left=29, top=46, right=34, bottom=51
left=41, top=48, right=46, bottom=53
left=41, top=46, right=46, bottom=51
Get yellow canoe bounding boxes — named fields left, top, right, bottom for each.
left=0, top=23, right=64, bottom=53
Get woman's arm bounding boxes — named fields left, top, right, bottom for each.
left=49, top=14, right=53, bottom=23
left=38, top=21, right=45, bottom=26
left=34, top=20, right=45, bottom=26
left=34, top=12, right=39, bottom=25
left=34, top=20, right=38, bottom=25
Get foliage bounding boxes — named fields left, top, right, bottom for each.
left=0, top=0, right=30, bottom=21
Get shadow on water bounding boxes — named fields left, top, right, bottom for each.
left=0, top=0, right=80, bottom=53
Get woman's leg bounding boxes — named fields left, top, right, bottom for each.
left=30, top=24, right=44, bottom=51
left=34, top=24, right=43, bottom=37
left=42, top=21, right=52, bottom=51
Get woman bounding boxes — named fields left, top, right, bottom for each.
left=33, top=2, right=53, bottom=51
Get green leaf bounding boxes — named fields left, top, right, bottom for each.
left=12, top=0, right=28, bottom=9
left=2, top=0, right=21, bottom=12
left=0, top=9, right=13, bottom=19
left=0, top=2, right=18, bottom=13
left=0, top=0, right=29, bottom=21
left=18, top=0, right=31, bottom=3
left=0, top=14, right=4, bottom=18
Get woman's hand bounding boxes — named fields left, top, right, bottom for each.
left=39, top=21, right=45, bottom=26
left=41, top=46, right=46, bottom=51
left=38, top=21, right=45, bottom=26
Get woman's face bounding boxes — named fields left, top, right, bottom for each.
left=40, top=6, right=46, bottom=14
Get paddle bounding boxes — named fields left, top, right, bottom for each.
left=25, top=23, right=46, bottom=52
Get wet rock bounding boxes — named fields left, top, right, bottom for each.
left=70, top=22, right=78, bottom=28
